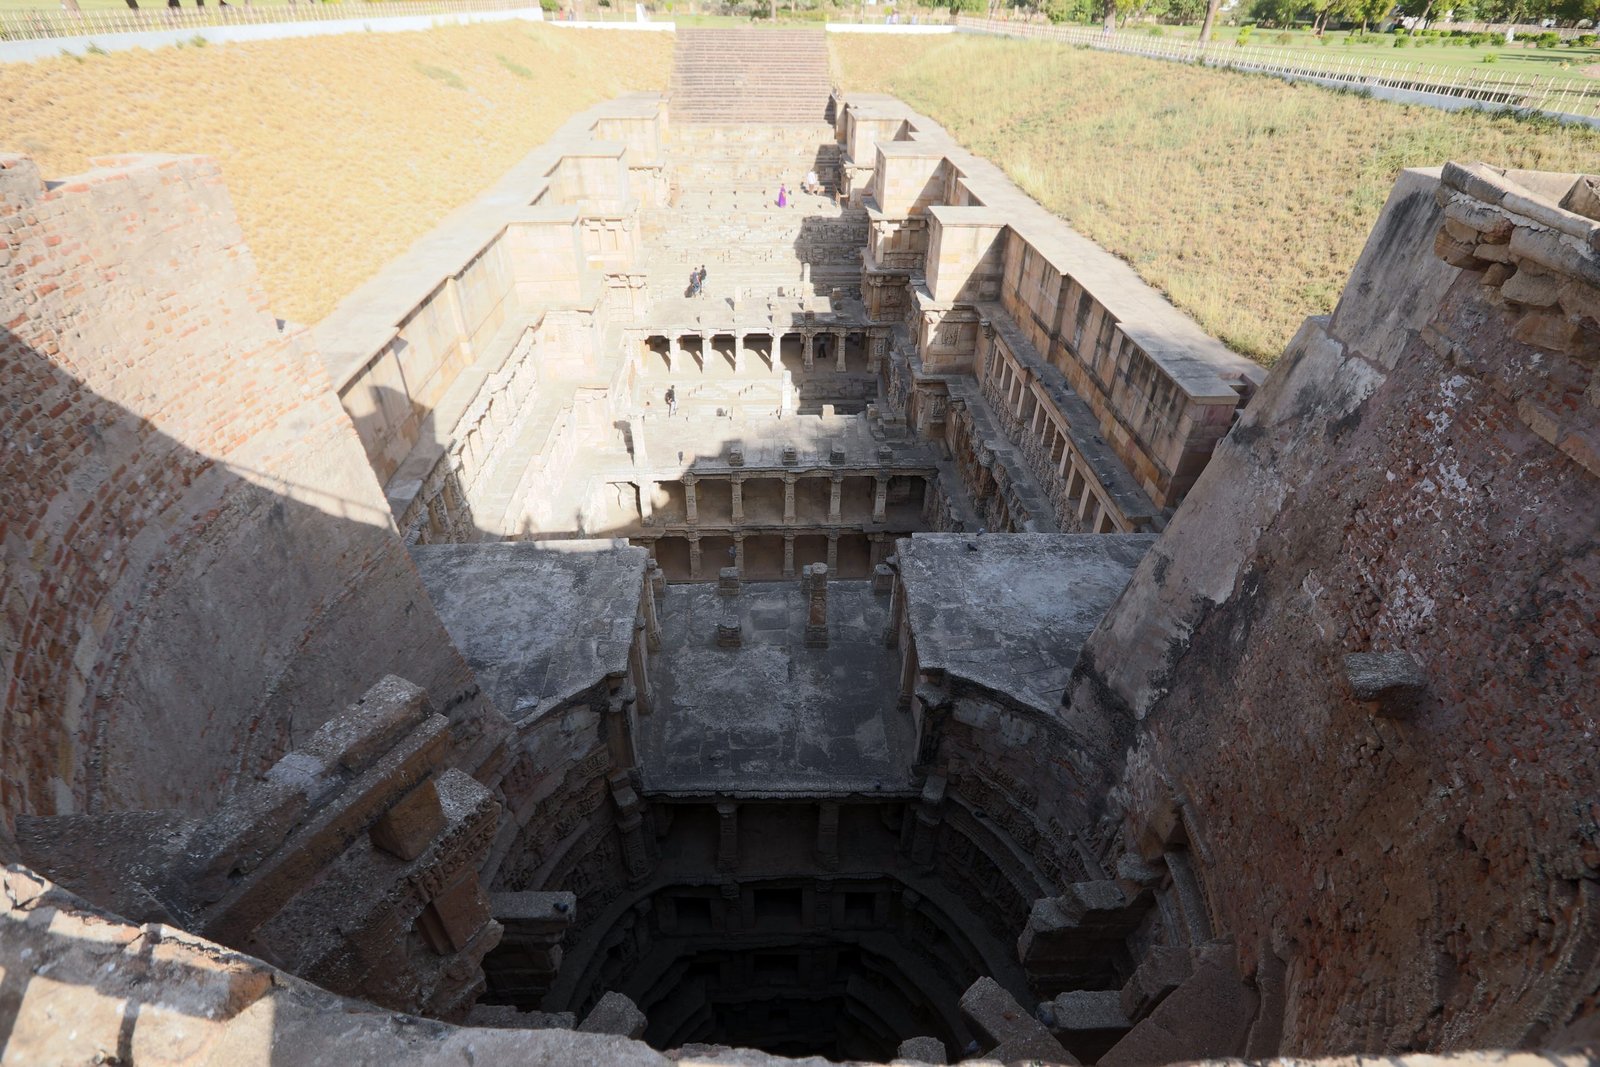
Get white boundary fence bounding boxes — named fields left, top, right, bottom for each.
left=955, top=15, right=1600, bottom=124
left=0, top=0, right=528, bottom=38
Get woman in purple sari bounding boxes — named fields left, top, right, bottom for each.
left=777, top=185, right=788, bottom=208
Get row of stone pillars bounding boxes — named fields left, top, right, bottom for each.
left=642, top=328, right=882, bottom=375
left=673, top=471, right=891, bottom=525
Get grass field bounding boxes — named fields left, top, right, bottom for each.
left=832, top=33, right=1600, bottom=362
left=0, top=23, right=671, bottom=323
left=1140, top=23, right=1600, bottom=82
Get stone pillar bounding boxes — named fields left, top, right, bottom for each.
left=829, top=473, right=843, bottom=523
left=667, top=334, right=681, bottom=373
left=700, top=331, right=711, bottom=370
left=804, top=563, right=829, bottom=647
left=803, top=330, right=815, bottom=371
left=611, top=777, right=654, bottom=888
left=910, top=774, right=946, bottom=870
left=731, top=476, right=744, bottom=522
left=649, top=558, right=666, bottom=599
left=641, top=576, right=662, bottom=652
left=872, top=563, right=894, bottom=595
left=835, top=328, right=848, bottom=373
left=826, top=532, right=838, bottom=571
left=873, top=474, right=889, bottom=523
left=783, top=533, right=795, bottom=577
left=783, top=474, right=796, bottom=524
left=884, top=563, right=905, bottom=647
left=683, top=473, right=698, bottom=525
left=732, top=332, right=745, bottom=373
left=816, top=801, right=840, bottom=871
left=716, top=802, right=738, bottom=872
left=688, top=535, right=702, bottom=580
left=732, top=531, right=745, bottom=572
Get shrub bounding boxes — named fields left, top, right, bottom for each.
left=1535, top=30, right=1560, bottom=47
left=1393, top=33, right=1408, bottom=46
left=539, top=0, right=559, bottom=10
left=1147, top=24, right=1164, bottom=35
left=1236, top=22, right=1253, bottom=44
left=1274, top=30, right=1292, bottom=43
left=1576, top=33, right=1597, bottom=45
left=1482, top=50, right=1499, bottom=62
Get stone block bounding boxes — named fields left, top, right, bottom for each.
left=896, top=1035, right=948, bottom=1063
left=878, top=445, right=895, bottom=463
left=1344, top=651, right=1428, bottom=717
left=417, top=873, right=494, bottom=955
left=781, top=445, right=798, bottom=466
left=1434, top=228, right=1482, bottom=270
left=369, top=776, right=446, bottom=862
left=301, top=675, right=432, bottom=774
left=1501, top=266, right=1561, bottom=307
left=717, top=616, right=742, bottom=647
left=491, top=891, right=577, bottom=933
left=1043, top=990, right=1131, bottom=1032
left=1119, top=945, right=1193, bottom=1023
left=829, top=443, right=847, bottom=464
left=1513, top=310, right=1587, bottom=355
left=960, top=976, right=1077, bottom=1065
left=719, top=566, right=741, bottom=596
left=578, top=990, right=648, bottom=1039
left=466, top=1005, right=577, bottom=1030
left=873, top=563, right=895, bottom=594
left=728, top=446, right=745, bottom=466
left=1100, top=943, right=1256, bottom=1067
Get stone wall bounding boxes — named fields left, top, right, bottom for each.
left=0, top=153, right=503, bottom=831
left=316, top=95, right=668, bottom=540
left=1072, top=165, right=1600, bottom=1054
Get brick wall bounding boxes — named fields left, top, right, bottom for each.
left=1075, top=168, right=1600, bottom=1053
left=0, top=152, right=504, bottom=828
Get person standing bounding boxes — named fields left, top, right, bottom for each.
left=697, top=264, right=707, bottom=297
left=666, top=385, right=677, bottom=417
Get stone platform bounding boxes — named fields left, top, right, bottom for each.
left=638, top=580, right=915, bottom=796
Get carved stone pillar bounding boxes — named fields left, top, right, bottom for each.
left=683, top=473, right=698, bottom=525
left=638, top=480, right=655, bottom=525
left=612, top=776, right=654, bottom=888
left=783, top=533, right=795, bottom=577
left=835, top=328, right=848, bottom=373
left=783, top=473, right=797, bottom=524
left=826, top=532, right=838, bottom=571
left=870, top=330, right=887, bottom=374
left=716, top=802, right=738, bottom=873
left=829, top=473, right=843, bottom=523
left=804, top=563, right=829, bottom=647
left=873, top=474, right=889, bottom=523
left=733, top=531, right=745, bottom=572
left=731, top=476, right=744, bottom=523
left=803, top=330, right=815, bottom=371
left=689, top=535, right=702, bottom=580
left=641, top=575, right=661, bottom=652
left=732, top=332, right=745, bottom=373
left=667, top=334, right=681, bottom=373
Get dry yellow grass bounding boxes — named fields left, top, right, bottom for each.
left=0, top=25, right=671, bottom=323
left=831, top=35, right=1600, bottom=362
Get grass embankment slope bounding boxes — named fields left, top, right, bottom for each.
left=831, top=35, right=1600, bottom=363
left=0, top=24, right=671, bottom=323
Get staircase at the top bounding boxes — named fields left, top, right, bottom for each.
left=670, top=28, right=835, bottom=124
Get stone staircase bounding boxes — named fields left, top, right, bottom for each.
left=670, top=28, right=834, bottom=124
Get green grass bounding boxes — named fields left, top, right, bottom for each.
left=1147, top=23, right=1600, bottom=83
left=833, top=33, right=1600, bottom=363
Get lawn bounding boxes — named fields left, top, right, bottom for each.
left=1137, top=22, right=1600, bottom=82
left=0, top=22, right=672, bottom=324
left=831, top=33, right=1600, bottom=362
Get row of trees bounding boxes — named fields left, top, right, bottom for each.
left=950, top=0, right=1599, bottom=30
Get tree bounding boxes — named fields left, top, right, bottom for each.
left=1198, top=0, right=1223, bottom=40
left=1249, top=0, right=1303, bottom=25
